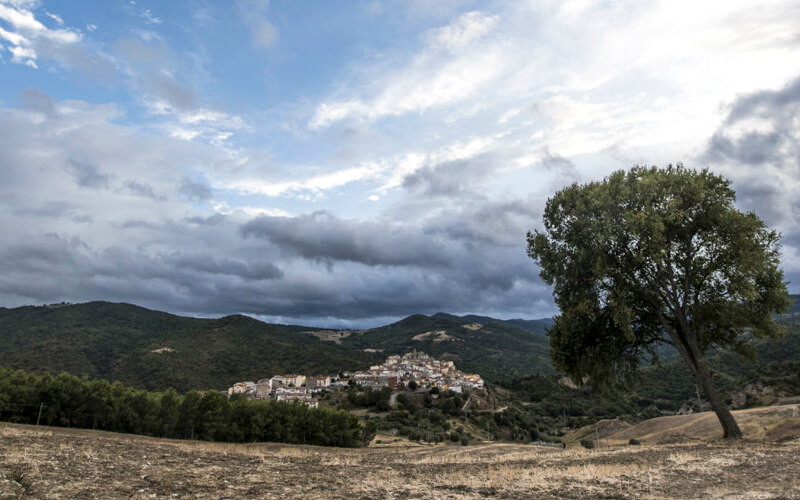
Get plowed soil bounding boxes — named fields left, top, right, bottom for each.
left=1, top=422, right=799, bottom=499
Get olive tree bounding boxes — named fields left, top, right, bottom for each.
left=527, top=165, right=789, bottom=439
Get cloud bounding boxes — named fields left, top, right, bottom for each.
left=236, top=0, right=278, bottom=48
left=0, top=1, right=82, bottom=67
left=240, top=211, right=450, bottom=268
left=221, top=165, right=377, bottom=198
left=0, top=1, right=116, bottom=78
left=6, top=2, right=800, bottom=324
left=701, top=74, right=800, bottom=283
left=0, top=94, right=547, bottom=323
left=14, top=201, right=75, bottom=218
left=68, top=159, right=110, bottom=189
left=111, top=37, right=243, bottom=144
left=179, top=178, right=213, bottom=201
left=43, top=10, right=62, bottom=25
left=123, top=180, right=162, bottom=200
left=402, top=152, right=499, bottom=197
left=139, top=8, right=161, bottom=25
left=308, top=11, right=508, bottom=129
left=424, top=11, right=499, bottom=52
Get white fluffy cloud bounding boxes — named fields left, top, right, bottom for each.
left=0, top=0, right=81, bottom=67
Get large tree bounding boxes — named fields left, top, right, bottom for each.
left=527, top=165, right=789, bottom=439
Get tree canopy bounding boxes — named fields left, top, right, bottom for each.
left=527, top=165, right=789, bottom=438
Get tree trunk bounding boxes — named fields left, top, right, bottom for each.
left=693, top=358, right=743, bottom=439
left=663, top=319, right=744, bottom=439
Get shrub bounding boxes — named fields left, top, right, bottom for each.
left=628, top=438, right=641, bottom=445
left=580, top=439, right=595, bottom=449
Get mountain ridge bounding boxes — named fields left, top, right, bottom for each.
left=0, top=301, right=554, bottom=391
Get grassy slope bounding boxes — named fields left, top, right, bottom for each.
left=0, top=302, right=382, bottom=392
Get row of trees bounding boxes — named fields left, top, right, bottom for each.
left=0, top=366, right=363, bottom=447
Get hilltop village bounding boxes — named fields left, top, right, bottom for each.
left=227, top=350, right=484, bottom=408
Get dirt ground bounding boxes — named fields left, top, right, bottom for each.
left=1, top=422, right=799, bottom=499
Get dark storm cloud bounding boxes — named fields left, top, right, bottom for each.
left=540, top=149, right=581, bottom=189
left=183, top=214, right=226, bottom=226
left=166, top=254, right=283, bottom=281
left=14, top=201, right=75, bottom=218
left=702, top=74, right=800, bottom=285
left=68, top=159, right=110, bottom=189
left=236, top=198, right=543, bottom=320
left=240, top=211, right=450, bottom=268
left=0, top=234, right=283, bottom=307
left=179, top=178, right=213, bottom=201
left=123, top=180, right=162, bottom=200
left=0, top=93, right=554, bottom=325
left=402, top=153, right=498, bottom=197
left=423, top=199, right=535, bottom=247
left=705, top=75, right=800, bottom=167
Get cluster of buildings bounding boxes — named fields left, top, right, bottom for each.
left=351, top=350, right=484, bottom=393
left=227, top=374, right=339, bottom=408
left=226, top=350, right=484, bottom=407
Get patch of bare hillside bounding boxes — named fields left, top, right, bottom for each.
left=563, top=418, right=634, bottom=444
left=1, top=422, right=799, bottom=499
left=564, top=404, right=800, bottom=447
left=411, top=330, right=463, bottom=342
left=301, top=329, right=364, bottom=344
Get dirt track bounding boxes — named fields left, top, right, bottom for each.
left=1, top=422, right=799, bottom=499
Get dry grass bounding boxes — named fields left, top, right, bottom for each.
left=1, top=422, right=799, bottom=499
left=557, top=404, right=800, bottom=451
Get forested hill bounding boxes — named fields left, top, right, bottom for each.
left=0, top=302, right=555, bottom=391
left=336, top=312, right=554, bottom=381
left=2, top=297, right=794, bottom=396
left=0, top=302, right=382, bottom=392
left=784, top=294, right=800, bottom=317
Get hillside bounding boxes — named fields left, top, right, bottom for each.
left=2, top=421, right=799, bottom=500
left=335, top=312, right=553, bottom=381
left=562, top=404, right=800, bottom=446
left=0, top=302, right=382, bottom=392
left=0, top=297, right=796, bottom=397
left=0, top=302, right=555, bottom=391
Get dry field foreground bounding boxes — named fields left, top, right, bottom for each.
left=1, top=417, right=799, bottom=500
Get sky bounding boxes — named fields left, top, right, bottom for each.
left=1, top=0, right=799, bottom=327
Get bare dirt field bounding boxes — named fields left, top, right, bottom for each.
left=1, top=421, right=799, bottom=499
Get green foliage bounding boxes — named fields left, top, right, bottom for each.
left=528, top=165, right=789, bottom=438
left=345, top=387, right=391, bottom=411
left=376, top=390, right=466, bottom=443
left=495, top=315, right=800, bottom=441
left=0, top=366, right=362, bottom=447
left=528, top=164, right=788, bottom=390
left=0, top=302, right=382, bottom=392
left=580, top=439, right=595, bottom=449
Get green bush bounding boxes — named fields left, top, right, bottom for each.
left=580, top=439, right=595, bottom=449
